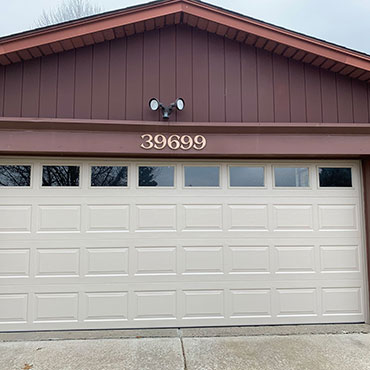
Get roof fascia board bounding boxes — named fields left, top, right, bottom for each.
left=0, top=1, right=182, bottom=55
left=183, top=1, right=370, bottom=70
left=0, top=0, right=370, bottom=72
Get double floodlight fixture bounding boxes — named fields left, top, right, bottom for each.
left=149, top=97, right=185, bottom=120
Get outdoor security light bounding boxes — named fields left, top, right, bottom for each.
left=149, top=98, right=185, bottom=120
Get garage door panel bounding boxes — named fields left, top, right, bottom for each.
left=135, top=205, right=177, bottom=231
left=0, top=205, right=32, bottom=233
left=86, top=205, right=130, bottom=232
left=35, top=248, right=80, bottom=277
left=322, top=287, right=363, bottom=316
left=318, top=205, right=358, bottom=231
left=227, top=205, right=269, bottom=231
left=182, top=205, right=223, bottom=231
left=84, top=291, right=128, bottom=322
left=0, top=249, right=30, bottom=278
left=0, top=159, right=366, bottom=330
left=0, top=280, right=365, bottom=330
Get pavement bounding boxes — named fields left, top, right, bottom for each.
left=1, top=325, right=370, bottom=370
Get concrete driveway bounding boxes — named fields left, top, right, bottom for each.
left=1, top=326, right=370, bottom=370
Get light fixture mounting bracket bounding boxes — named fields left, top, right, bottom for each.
left=148, top=98, right=185, bottom=120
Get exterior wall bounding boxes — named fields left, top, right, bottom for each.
left=0, top=24, right=369, bottom=123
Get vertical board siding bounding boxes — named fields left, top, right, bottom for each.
left=320, top=69, right=338, bottom=123
left=143, top=30, right=160, bottom=121
left=257, top=49, right=274, bottom=122
left=352, top=80, right=368, bottom=123
left=272, top=54, right=290, bottom=122
left=289, top=59, right=306, bottom=122
left=39, top=54, right=58, bottom=118
left=0, top=66, right=4, bottom=116
left=160, top=26, right=177, bottom=121
left=109, top=38, right=127, bottom=120
left=57, top=50, right=75, bottom=118
left=337, top=74, right=354, bottom=123
left=225, top=38, right=241, bottom=122
left=241, top=46, right=258, bottom=122
left=92, top=43, right=109, bottom=119
left=4, top=63, right=22, bottom=117
left=176, top=24, right=193, bottom=122
left=192, top=29, right=209, bottom=122
left=22, top=58, right=40, bottom=117
left=305, top=64, right=322, bottom=122
left=75, top=46, right=93, bottom=119
left=208, top=33, right=225, bottom=122
left=126, top=33, right=143, bottom=120
left=1, top=24, right=369, bottom=124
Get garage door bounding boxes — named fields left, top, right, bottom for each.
left=0, top=158, right=367, bottom=331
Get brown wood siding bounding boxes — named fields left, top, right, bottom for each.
left=1, top=24, right=369, bottom=123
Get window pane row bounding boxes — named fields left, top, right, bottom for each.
left=0, top=165, right=353, bottom=188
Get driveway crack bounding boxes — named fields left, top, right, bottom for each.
left=180, top=337, right=188, bottom=370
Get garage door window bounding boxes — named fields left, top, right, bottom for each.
left=42, top=166, right=80, bottom=187
left=0, top=165, right=31, bottom=186
left=91, top=166, right=128, bottom=187
left=229, top=166, right=264, bottom=187
left=319, top=167, right=352, bottom=187
left=274, top=167, right=309, bottom=187
left=138, top=166, right=174, bottom=187
left=184, top=166, right=220, bottom=187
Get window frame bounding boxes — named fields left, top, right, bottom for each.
left=137, top=164, right=176, bottom=188
left=183, top=164, right=221, bottom=189
left=228, top=165, right=266, bottom=189
left=272, top=165, right=311, bottom=189
left=40, top=164, right=82, bottom=188
left=317, top=165, right=354, bottom=189
left=0, top=163, right=33, bottom=188
left=89, top=164, right=129, bottom=189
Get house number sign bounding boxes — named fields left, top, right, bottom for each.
left=140, top=134, right=207, bottom=151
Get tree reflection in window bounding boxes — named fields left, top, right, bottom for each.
left=0, top=165, right=31, bottom=186
left=138, top=166, right=174, bottom=187
left=42, top=166, right=80, bottom=186
left=91, top=166, right=128, bottom=187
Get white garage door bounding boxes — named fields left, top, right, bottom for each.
left=0, top=158, right=367, bottom=331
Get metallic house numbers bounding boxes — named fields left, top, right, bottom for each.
left=140, top=134, right=207, bottom=151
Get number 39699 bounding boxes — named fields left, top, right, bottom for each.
left=140, top=134, right=207, bottom=151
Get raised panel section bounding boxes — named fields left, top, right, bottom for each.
left=134, top=247, right=176, bottom=275
left=230, top=290, right=271, bottom=318
left=0, top=206, right=31, bottom=233
left=0, top=294, right=28, bottom=323
left=0, top=249, right=30, bottom=277
left=273, top=205, right=313, bottom=231
left=228, top=205, right=268, bottom=231
left=85, top=292, right=128, bottom=321
left=183, top=290, right=224, bottom=319
left=277, top=289, right=317, bottom=316
left=275, top=246, right=315, bottom=273
left=320, top=246, right=360, bottom=272
left=183, top=205, right=222, bottom=231
left=136, top=205, right=176, bottom=231
left=36, top=249, right=80, bottom=277
left=87, top=205, right=129, bottom=232
left=38, top=205, right=81, bottom=232
left=34, top=293, right=78, bottom=322
left=134, top=291, right=176, bottom=320
left=322, top=288, right=362, bottom=315
left=86, top=248, right=128, bottom=276
left=319, top=205, right=357, bottom=230
left=183, top=246, right=223, bottom=274
left=229, top=246, right=269, bottom=274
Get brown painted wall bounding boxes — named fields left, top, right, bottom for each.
left=0, top=24, right=369, bottom=123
